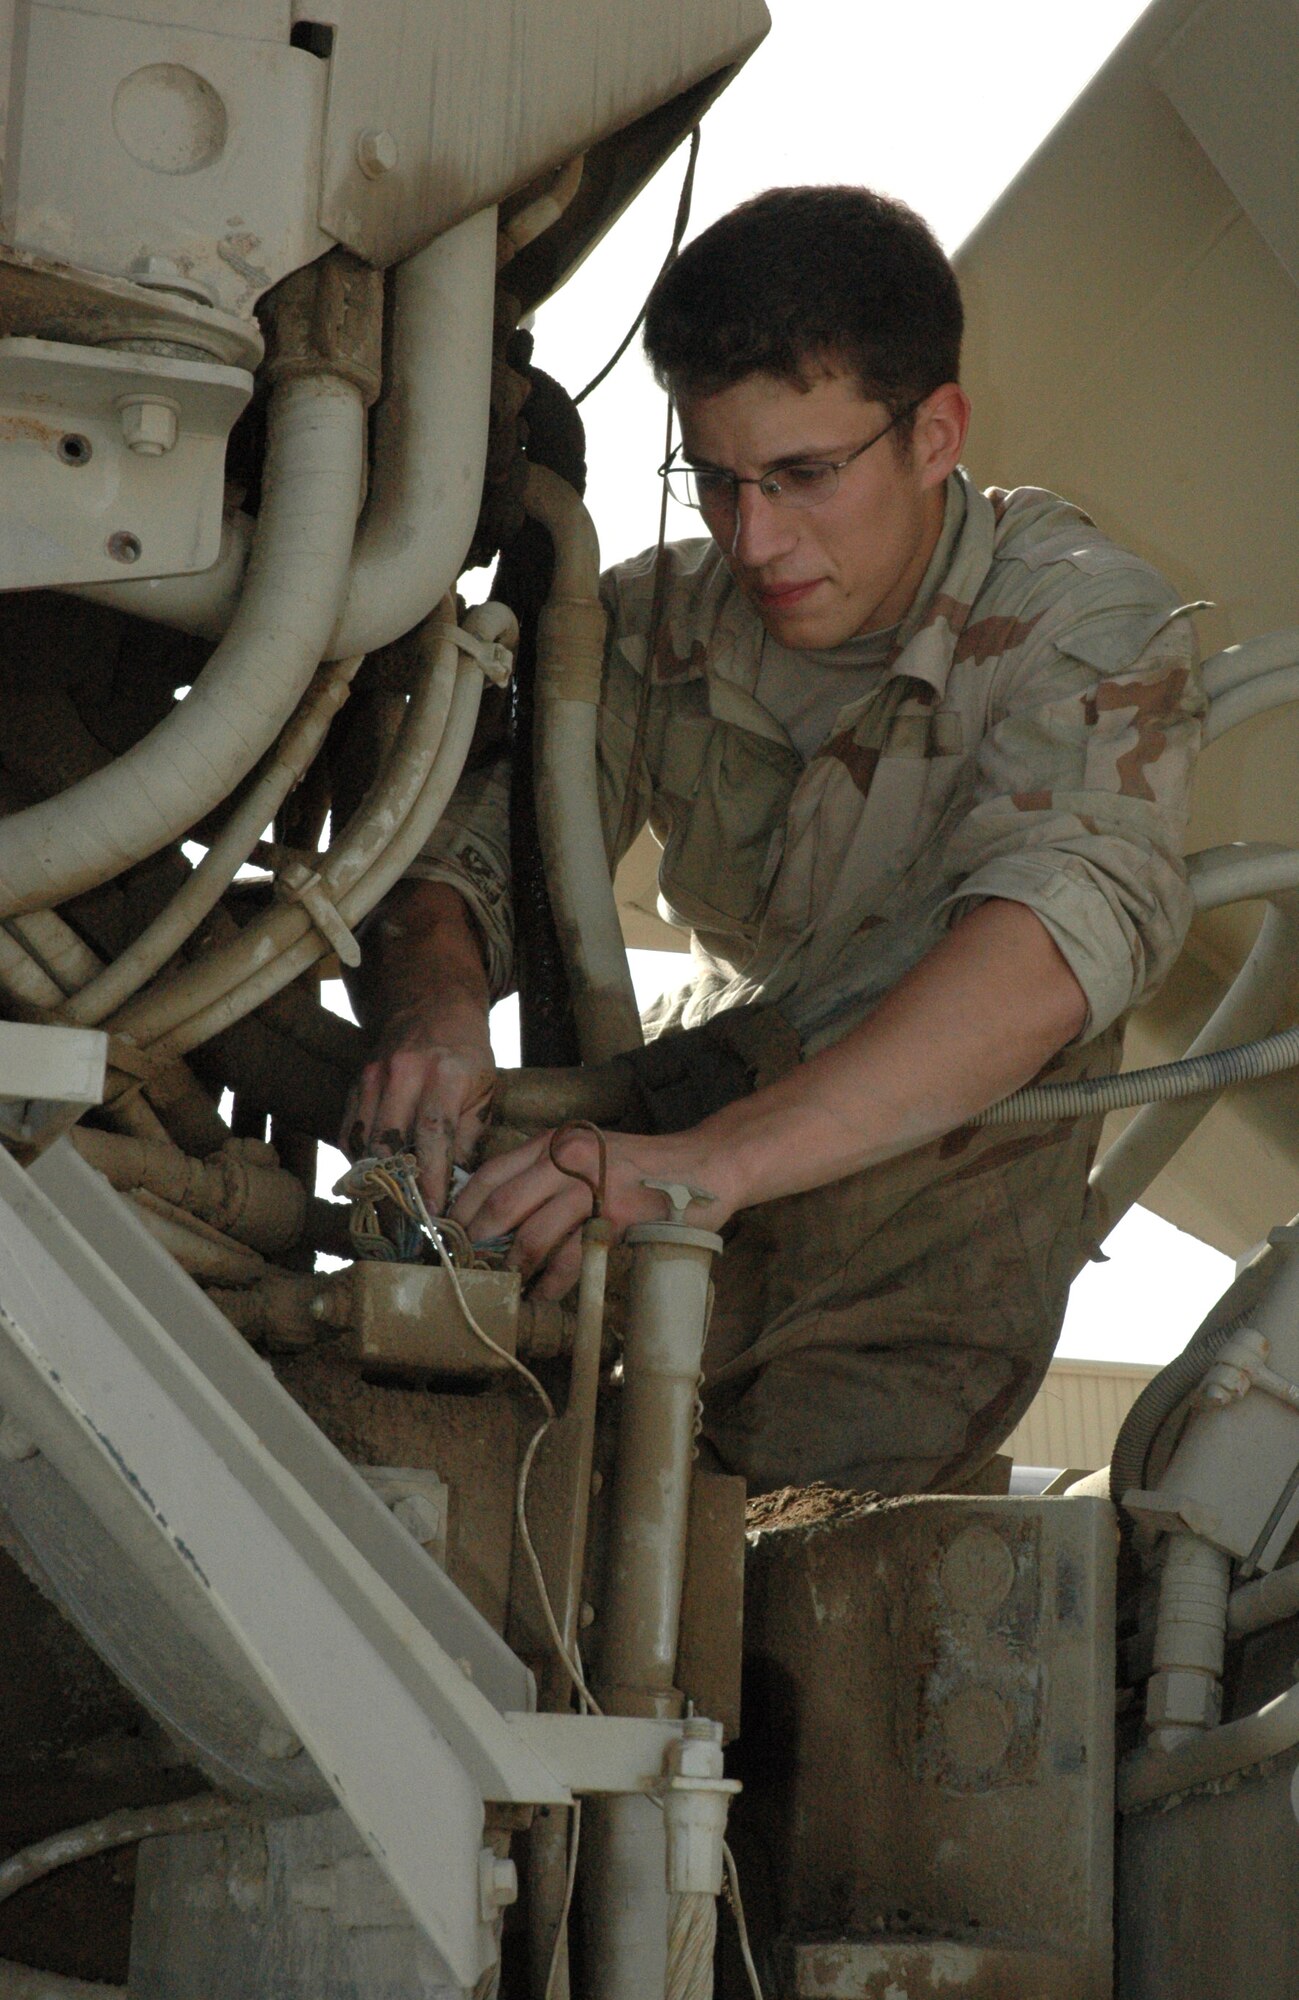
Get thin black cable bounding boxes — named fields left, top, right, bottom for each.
left=573, top=126, right=700, bottom=406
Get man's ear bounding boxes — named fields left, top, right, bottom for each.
left=913, top=382, right=970, bottom=490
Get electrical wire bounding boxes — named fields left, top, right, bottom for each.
left=352, top=1147, right=766, bottom=1996
left=573, top=128, right=700, bottom=406
left=542, top=1798, right=583, bottom=2000
left=392, top=1161, right=605, bottom=1721
left=0, top=1798, right=246, bottom=1906
left=723, top=1839, right=766, bottom=2000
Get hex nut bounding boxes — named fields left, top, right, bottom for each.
left=392, top=1491, right=445, bottom=1545
left=119, top=396, right=180, bottom=456
left=356, top=128, right=399, bottom=178
left=479, top=1851, right=517, bottom=1918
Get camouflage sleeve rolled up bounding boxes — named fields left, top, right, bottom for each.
left=935, top=603, right=1205, bottom=1038
left=402, top=752, right=516, bottom=1000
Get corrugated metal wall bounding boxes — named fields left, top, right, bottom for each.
left=1006, top=1358, right=1158, bottom=1472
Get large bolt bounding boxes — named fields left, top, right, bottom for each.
left=478, top=1850, right=517, bottom=1920
left=356, top=128, right=399, bottom=178
left=119, top=396, right=179, bottom=456
left=392, top=1491, right=445, bottom=1548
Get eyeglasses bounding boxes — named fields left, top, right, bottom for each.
left=658, top=402, right=919, bottom=519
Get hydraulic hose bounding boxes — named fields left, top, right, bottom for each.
left=107, top=613, right=463, bottom=1049
left=59, top=654, right=363, bottom=1027
left=1106, top=1235, right=1286, bottom=1503
left=524, top=463, right=643, bottom=1064
left=1089, top=894, right=1299, bottom=1241
left=0, top=1798, right=245, bottom=1906
left=977, top=1027, right=1299, bottom=1126
left=109, top=609, right=505, bottom=1057
left=1202, top=630, right=1299, bottom=699
left=1109, top=1311, right=1250, bottom=1504
left=69, top=209, right=497, bottom=660
left=0, top=374, right=365, bottom=917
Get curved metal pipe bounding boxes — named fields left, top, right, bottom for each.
left=110, top=610, right=507, bottom=1057
left=524, top=463, right=642, bottom=1064
left=60, top=654, right=363, bottom=1026
left=1088, top=893, right=1299, bottom=1239
left=1202, top=629, right=1299, bottom=699
left=68, top=208, right=497, bottom=660
left=0, top=374, right=366, bottom=918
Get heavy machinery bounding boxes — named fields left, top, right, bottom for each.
left=0, top=1, right=1298, bottom=1995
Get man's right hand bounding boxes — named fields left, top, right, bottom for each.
left=341, top=880, right=496, bottom=1212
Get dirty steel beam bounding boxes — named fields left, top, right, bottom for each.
left=0, top=1140, right=571, bottom=1991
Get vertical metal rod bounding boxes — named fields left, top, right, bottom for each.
left=527, top=1220, right=612, bottom=1999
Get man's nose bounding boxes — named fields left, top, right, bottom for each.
left=729, top=484, right=798, bottom=568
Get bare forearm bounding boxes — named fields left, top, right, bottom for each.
left=348, top=878, right=490, bottom=1037
left=691, top=899, right=1088, bottom=1213
left=344, top=879, right=497, bottom=1201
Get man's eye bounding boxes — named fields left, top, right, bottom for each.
left=693, top=470, right=731, bottom=496
left=780, top=462, right=834, bottom=491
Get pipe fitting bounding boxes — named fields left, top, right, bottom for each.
left=660, top=1719, right=740, bottom=1898
left=263, top=248, right=385, bottom=406
left=1146, top=1531, right=1232, bottom=1748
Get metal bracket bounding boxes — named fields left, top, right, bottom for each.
left=0, top=336, right=251, bottom=590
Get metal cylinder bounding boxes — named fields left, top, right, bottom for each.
left=1145, top=1530, right=1232, bottom=1748
left=597, top=1227, right=719, bottom=1715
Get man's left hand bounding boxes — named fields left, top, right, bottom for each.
left=451, top=1126, right=732, bottom=1299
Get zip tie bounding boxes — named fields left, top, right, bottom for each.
left=274, top=855, right=362, bottom=968
left=451, top=623, right=515, bottom=686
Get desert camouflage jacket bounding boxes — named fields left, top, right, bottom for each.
left=412, top=470, right=1205, bottom=1053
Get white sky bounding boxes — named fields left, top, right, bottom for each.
left=338, top=0, right=1238, bottom=1371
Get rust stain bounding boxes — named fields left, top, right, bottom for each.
left=0, top=414, right=59, bottom=445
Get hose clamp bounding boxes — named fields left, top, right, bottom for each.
left=274, top=855, right=361, bottom=968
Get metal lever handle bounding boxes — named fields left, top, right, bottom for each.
left=640, top=1177, right=717, bottom=1228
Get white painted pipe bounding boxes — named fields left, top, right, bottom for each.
left=0, top=374, right=365, bottom=918
left=1089, top=894, right=1299, bottom=1238
left=524, top=463, right=643, bottom=1064
left=1119, top=1678, right=1299, bottom=1809
left=112, top=612, right=498, bottom=1055
left=1228, top=1557, right=1299, bottom=1637
left=60, top=654, right=363, bottom=1026
left=1187, top=841, right=1299, bottom=910
left=1202, top=630, right=1299, bottom=699
left=584, top=1794, right=669, bottom=2000
left=1205, top=665, right=1299, bottom=742
left=68, top=209, right=497, bottom=660
left=584, top=1218, right=721, bottom=2000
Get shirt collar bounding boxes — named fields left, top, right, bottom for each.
left=881, top=468, right=996, bottom=697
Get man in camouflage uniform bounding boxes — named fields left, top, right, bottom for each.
left=350, top=187, right=1203, bottom=1494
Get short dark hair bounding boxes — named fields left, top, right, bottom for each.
left=642, top=185, right=963, bottom=423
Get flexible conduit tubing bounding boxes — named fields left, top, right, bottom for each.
left=1205, top=666, right=1299, bottom=743
left=109, top=613, right=462, bottom=1049
left=978, top=1027, right=1299, bottom=1125
left=1202, top=630, right=1299, bottom=699
left=1088, top=894, right=1299, bottom=1238
left=524, top=463, right=643, bottom=1064
left=0, top=375, right=365, bottom=919
left=160, top=653, right=486, bottom=1054
left=112, top=612, right=499, bottom=1057
left=60, top=654, right=364, bottom=1027
left=68, top=208, right=497, bottom=660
